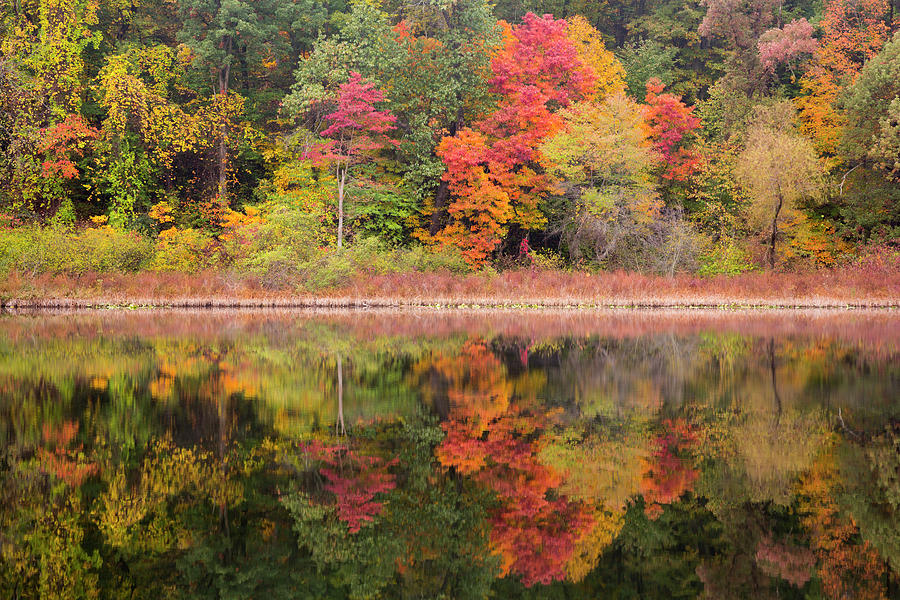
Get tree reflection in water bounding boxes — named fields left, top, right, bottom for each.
left=0, top=309, right=898, bottom=598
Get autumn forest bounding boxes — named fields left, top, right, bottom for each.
left=1, top=0, right=899, bottom=299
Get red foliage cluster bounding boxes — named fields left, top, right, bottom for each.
left=489, top=14, right=595, bottom=106
left=39, top=114, right=99, bottom=179
left=639, top=418, right=700, bottom=518
left=302, top=441, right=398, bottom=533
left=0, top=212, right=21, bottom=229
left=698, top=0, right=781, bottom=49
left=757, top=19, right=818, bottom=72
left=642, top=79, right=701, bottom=181
left=814, top=0, right=891, bottom=81
left=305, top=72, right=398, bottom=169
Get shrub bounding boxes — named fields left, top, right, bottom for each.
left=223, top=201, right=325, bottom=287
left=699, top=240, right=756, bottom=276
left=531, top=248, right=567, bottom=271
left=150, top=227, right=216, bottom=273
left=0, top=224, right=153, bottom=275
left=0, top=226, right=61, bottom=275
left=302, top=251, right=355, bottom=291
left=73, top=226, right=154, bottom=273
left=338, top=237, right=471, bottom=276
left=298, top=239, right=471, bottom=291
left=399, top=244, right=470, bottom=274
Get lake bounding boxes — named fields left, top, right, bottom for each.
left=1, top=309, right=899, bottom=599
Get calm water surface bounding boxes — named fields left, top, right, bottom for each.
left=1, top=309, right=899, bottom=599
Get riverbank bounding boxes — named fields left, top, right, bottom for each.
left=3, top=264, right=899, bottom=309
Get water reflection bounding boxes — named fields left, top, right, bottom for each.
left=0, top=309, right=898, bottom=598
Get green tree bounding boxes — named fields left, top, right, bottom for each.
left=841, top=33, right=900, bottom=182
left=176, top=0, right=298, bottom=200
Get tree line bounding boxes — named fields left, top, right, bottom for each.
left=1, top=0, right=898, bottom=275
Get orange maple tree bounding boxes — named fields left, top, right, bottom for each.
left=39, top=114, right=99, bottom=180
left=796, top=0, right=892, bottom=154
left=435, top=13, right=596, bottom=265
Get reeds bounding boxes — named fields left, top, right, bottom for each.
left=2, top=259, right=898, bottom=309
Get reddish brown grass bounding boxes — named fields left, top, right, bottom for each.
left=1, top=259, right=898, bottom=308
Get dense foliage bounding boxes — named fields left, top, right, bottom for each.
left=1, top=0, right=898, bottom=277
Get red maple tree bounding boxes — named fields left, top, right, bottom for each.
left=305, top=72, right=398, bottom=248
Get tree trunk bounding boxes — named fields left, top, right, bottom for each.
left=217, top=35, right=232, bottom=201
left=337, top=166, right=346, bottom=249
left=430, top=180, right=450, bottom=235
left=336, top=355, right=345, bottom=436
left=768, top=338, right=782, bottom=423
left=217, top=61, right=231, bottom=200
left=769, top=193, right=783, bottom=270
left=614, top=9, right=627, bottom=47
left=429, top=106, right=465, bottom=235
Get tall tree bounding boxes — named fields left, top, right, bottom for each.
left=0, top=0, right=101, bottom=214
left=389, top=0, right=499, bottom=234
left=304, top=72, right=398, bottom=248
left=177, top=0, right=291, bottom=200
left=795, top=0, right=893, bottom=155
left=735, top=105, right=824, bottom=268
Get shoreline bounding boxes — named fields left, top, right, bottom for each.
left=3, top=267, right=899, bottom=311
left=3, top=297, right=899, bottom=310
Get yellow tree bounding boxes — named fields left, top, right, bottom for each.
left=566, top=16, right=626, bottom=100
left=1, top=0, right=100, bottom=120
left=735, top=105, right=824, bottom=269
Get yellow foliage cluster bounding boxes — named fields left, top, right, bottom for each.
left=566, top=16, right=627, bottom=100
left=148, top=200, right=174, bottom=224
left=220, top=205, right=265, bottom=244
left=1, top=0, right=101, bottom=117
left=567, top=506, right=625, bottom=582
left=150, top=226, right=216, bottom=273
left=97, top=50, right=247, bottom=170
